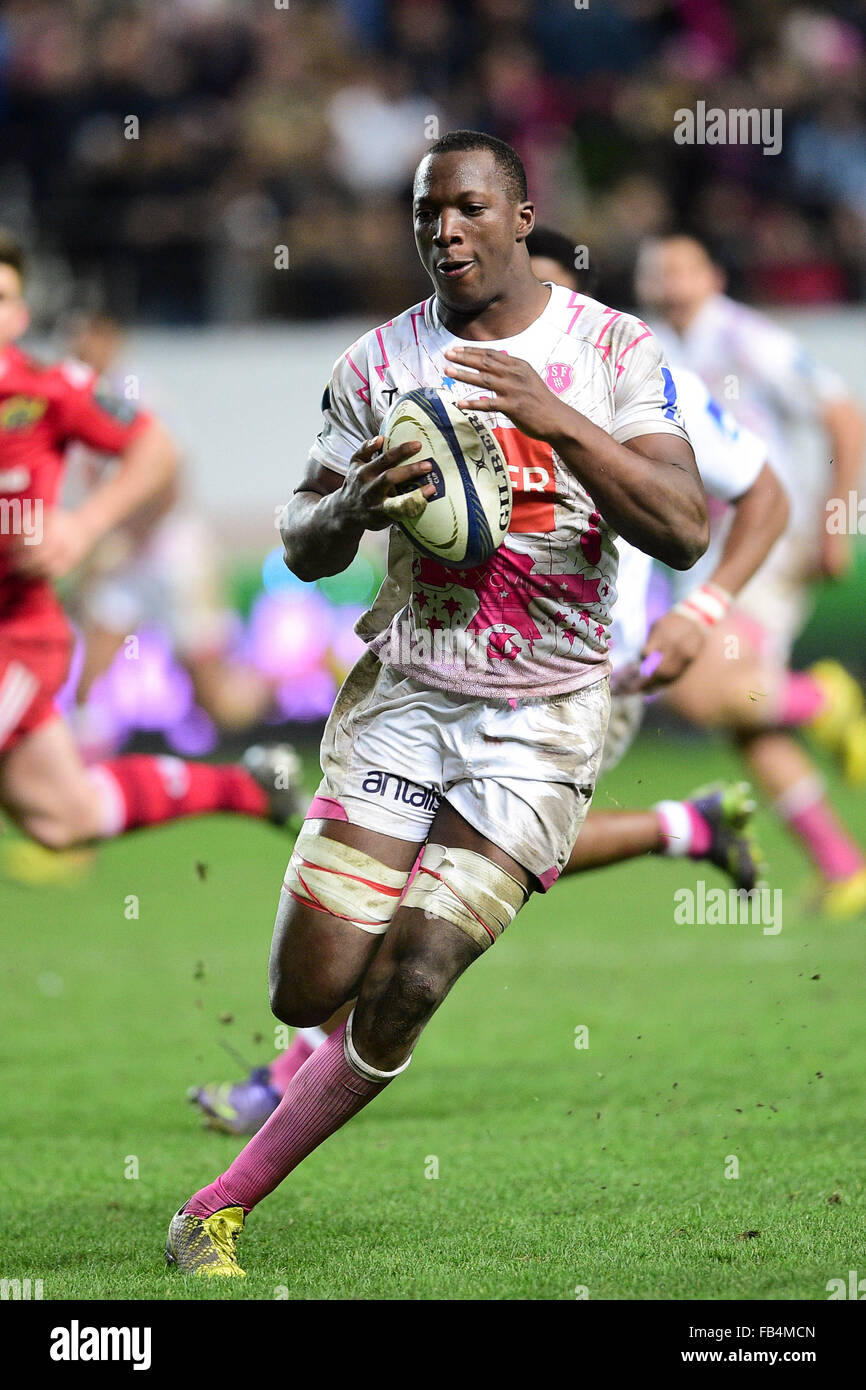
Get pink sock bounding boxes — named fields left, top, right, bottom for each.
left=268, top=1034, right=316, bottom=1094
left=186, top=1023, right=386, bottom=1217
left=778, top=781, right=864, bottom=882
left=778, top=673, right=827, bottom=727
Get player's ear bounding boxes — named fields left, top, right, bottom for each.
left=516, top=201, right=535, bottom=243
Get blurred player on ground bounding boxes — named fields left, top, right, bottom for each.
left=0, top=231, right=299, bottom=864
left=635, top=235, right=866, bottom=917
left=62, top=313, right=275, bottom=760
left=166, top=131, right=711, bottom=1273
left=189, top=227, right=791, bottom=1138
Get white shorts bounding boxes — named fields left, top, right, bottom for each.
left=599, top=691, right=645, bottom=776
left=311, top=649, right=611, bottom=891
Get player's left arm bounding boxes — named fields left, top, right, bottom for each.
left=444, top=344, right=709, bottom=570
left=15, top=376, right=178, bottom=581
left=636, top=461, right=788, bottom=692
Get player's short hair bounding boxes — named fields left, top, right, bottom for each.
left=423, top=130, right=528, bottom=203
left=526, top=227, right=581, bottom=282
left=526, top=225, right=598, bottom=295
left=0, top=227, right=24, bottom=280
left=648, top=232, right=720, bottom=269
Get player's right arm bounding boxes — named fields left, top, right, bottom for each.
left=280, top=352, right=434, bottom=582
left=12, top=370, right=178, bottom=582
left=280, top=440, right=434, bottom=582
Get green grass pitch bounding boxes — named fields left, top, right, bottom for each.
left=1, top=733, right=863, bottom=1301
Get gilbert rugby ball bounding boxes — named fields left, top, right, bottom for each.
left=381, top=388, right=511, bottom=569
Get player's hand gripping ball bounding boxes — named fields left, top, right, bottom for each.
left=381, top=388, right=512, bottom=569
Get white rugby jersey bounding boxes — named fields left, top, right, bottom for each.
left=611, top=366, right=767, bottom=672
left=651, top=293, right=847, bottom=534
left=308, top=283, right=690, bottom=698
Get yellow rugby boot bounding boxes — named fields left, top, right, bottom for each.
left=841, top=715, right=866, bottom=787
left=165, top=1205, right=246, bottom=1277
left=1, top=839, right=95, bottom=886
left=819, top=867, right=866, bottom=921
left=805, top=661, right=864, bottom=762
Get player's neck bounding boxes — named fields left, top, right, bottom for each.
left=437, top=277, right=550, bottom=342
left=669, top=294, right=715, bottom=337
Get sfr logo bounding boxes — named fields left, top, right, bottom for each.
left=507, top=463, right=550, bottom=493
left=493, top=427, right=556, bottom=534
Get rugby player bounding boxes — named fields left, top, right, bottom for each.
left=635, top=236, right=866, bottom=916
left=166, top=130, right=710, bottom=1274
left=0, top=232, right=298, bottom=855
left=188, top=228, right=791, bottom=1140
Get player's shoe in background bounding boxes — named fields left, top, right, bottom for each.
left=0, top=839, right=95, bottom=886
left=189, top=1067, right=280, bottom=1135
left=688, top=781, right=766, bottom=892
left=806, top=661, right=866, bottom=785
left=816, top=866, right=866, bottom=920
left=166, top=1205, right=246, bottom=1277
left=242, top=743, right=304, bottom=824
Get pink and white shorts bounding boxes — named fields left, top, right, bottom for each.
left=310, top=649, right=610, bottom=891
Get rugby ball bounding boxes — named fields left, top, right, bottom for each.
left=381, top=388, right=511, bottom=569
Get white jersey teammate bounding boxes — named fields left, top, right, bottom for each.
left=637, top=236, right=864, bottom=659
left=605, top=364, right=772, bottom=769
left=627, top=237, right=866, bottom=918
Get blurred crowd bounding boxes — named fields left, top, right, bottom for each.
left=2, top=0, right=866, bottom=325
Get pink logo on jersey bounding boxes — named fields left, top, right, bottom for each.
left=544, top=362, right=573, bottom=395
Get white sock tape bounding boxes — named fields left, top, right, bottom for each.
left=343, top=1008, right=413, bottom=1083
left=673, top=582, right=732, bottom=628
left=654, top=800, right=692, bottom=857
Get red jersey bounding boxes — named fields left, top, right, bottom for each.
left=0, top=344, right=151, bottom=634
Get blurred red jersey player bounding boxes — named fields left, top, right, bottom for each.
left=0, top=237, right=173, bottom=754
left=0, top=229, right=298, bottom=855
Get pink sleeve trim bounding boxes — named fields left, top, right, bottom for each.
left=344, top=352, right=371, bottom=404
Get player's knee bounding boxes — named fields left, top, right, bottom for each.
left=268, top=972, right=344, bottom=1028
left=350, top=957, right=444, bottom=1069
left=268, top=980, right=319, bottom=1028
left=382, top=956, right=444, bottom=1020
left=356, top=946, right=451, bottom=1050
